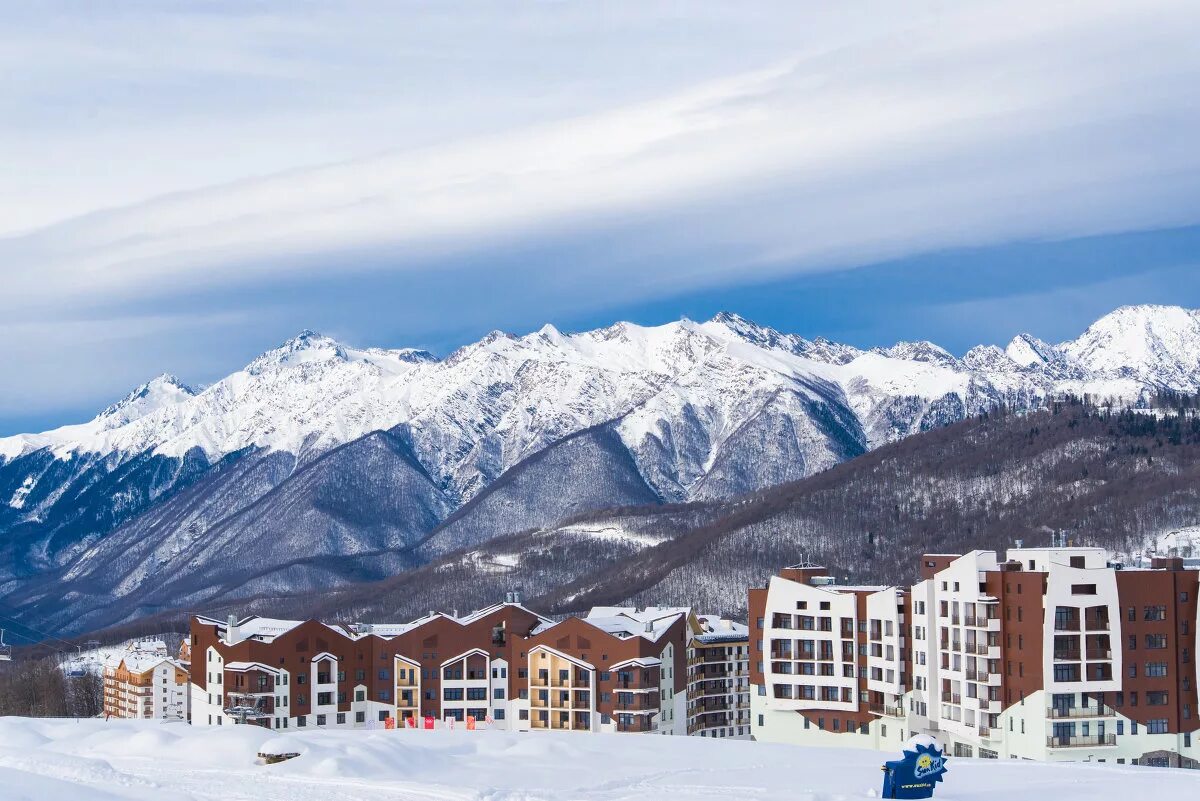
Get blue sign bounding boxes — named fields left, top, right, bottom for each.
left=881, top=740, right=948, bottom=799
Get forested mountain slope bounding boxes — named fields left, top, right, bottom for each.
left=199, top=396, right=1200, bottom=625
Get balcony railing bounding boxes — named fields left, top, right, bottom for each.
left=1054, top=620, right=1081, bottom=632
left=1085, top=648, right=1112, bottom=660
left=1047, top=705, right=1116, bottom=719
left=1047, top=734, right=1116, bottom=748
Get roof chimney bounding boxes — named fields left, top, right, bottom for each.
left=644, top=620, right=654, bottom=634
left=226, top=614, right=240, bottom=645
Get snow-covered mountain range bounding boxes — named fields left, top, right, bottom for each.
left=1, top=304, right=1197, bottom=634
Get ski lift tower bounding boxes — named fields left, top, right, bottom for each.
left=0, top=630, right=12, bottom=661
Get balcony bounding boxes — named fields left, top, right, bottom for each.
left=1085, top=648, right=1112, bottom=661
left=940, top=692, right=961, bottom=705
left=1046, top=705, right=1116, bottom=720
left=1054, top=619, right=1081, bottom=632
left=868, top=703, right=905, bottom=718
left=1053, top=650, right=1081, bottom=662
left=1047, top=734, right=1117, bottom=748
left=1084, top=616, right=1110, bottom=632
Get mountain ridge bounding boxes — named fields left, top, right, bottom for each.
left=4, top=303, right=1200, bottom=634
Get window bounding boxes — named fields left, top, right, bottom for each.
left=378, top=711, right=389, bottom=722
left=337, top=713, right=346, bottom=724
left=1147, top=719, right=1169, bottom=734
left=1146, top=634, right=1168, bottom=650
left=1147, top=691, right=1169, bottom=706
left=378, top=669, right=389, bottom=680
left=1070, top=556, right=1085, bottom=569
left=1071, top=584, right=1097, bottom=595
left=1145, top=662, right=1168, bottom=678
left=1053, top=664, right=1079, bottom=682
left=317, top=692, right=333, bottom=706
left=1144, top=605, right=1167, bottom=621
left=316, top=714, right=327, bottom=726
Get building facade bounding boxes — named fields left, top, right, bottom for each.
left=687, top=615, right=751, bottom=738
left=750, top=550, right=1200, bottom=768
left=189, top=601, right=734, bottom=737
left=103, top=639, right=189, bottom=721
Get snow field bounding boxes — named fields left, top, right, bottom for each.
left=0, top=717, right=1196, bottom=800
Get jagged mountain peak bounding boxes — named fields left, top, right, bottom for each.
left=873, top=340, right=959, bottom=368
left=1062, top=304, right=1200, bottom=385
left=247, top=329, right=348, bottom=373
left=961, top=344, right=1015, bottom=372
left=95, top=373, right=197, bottom=428
left=1005, top=333, right=1058, bottom=368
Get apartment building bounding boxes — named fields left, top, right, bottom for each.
left=190, top=601, right=548, bottom=730
left=751, top=549, right=1200, bottom=768
left=525, top=606, right=691, bottom=734
left=687, top=615, right=751, bottom=738
left=103, top=639, right=189, bottom=721
left=190, top=600, right=730, bottom=737
left=749, top=563, right=912, bottom=752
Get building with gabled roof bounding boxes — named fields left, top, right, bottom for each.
left=188, top=600, right=746, bottom=737
left=103, top=639, right=189, bottom=721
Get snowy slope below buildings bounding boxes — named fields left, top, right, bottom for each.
left=0, top=718, right=1195, bottom=801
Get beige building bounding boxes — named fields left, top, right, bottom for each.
left=103, top=640, right=189, bottom=721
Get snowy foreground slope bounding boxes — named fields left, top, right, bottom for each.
left=0, top=718, right=1195, bottom=801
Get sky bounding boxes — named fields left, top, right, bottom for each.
left=3, top=0, right=1200, bottom=435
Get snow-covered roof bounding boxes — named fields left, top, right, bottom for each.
left=609, top=656, right=662, bottom=670
left=198, top=602, right=551, bottom=646
left=117, top=652, right=180, bottom=675
left=695, top=615, right=749, bottom=644
left=581, top=606, right=689, bottom=642
left=224, top=661, right=280, bottom=674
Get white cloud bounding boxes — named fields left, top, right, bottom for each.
left=2, top=0, right=1199, bottom=426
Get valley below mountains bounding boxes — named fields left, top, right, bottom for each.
left=4, top=304, right=1200, bottom=637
